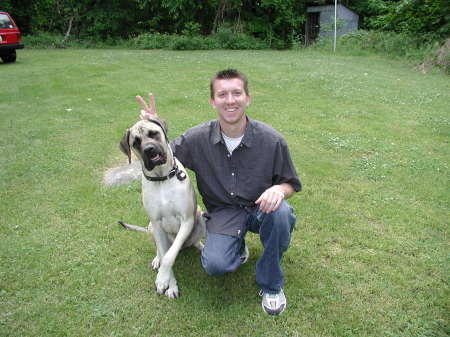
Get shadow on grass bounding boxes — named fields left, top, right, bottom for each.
left=169, top=246, right=259, bottom=306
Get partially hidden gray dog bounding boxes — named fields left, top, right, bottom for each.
left=119, top=117, right=205, bottom=299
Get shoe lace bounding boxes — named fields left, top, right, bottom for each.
left=259, top=290, right=281, bottom=301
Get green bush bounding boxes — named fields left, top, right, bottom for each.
left=310, top=30, right=448, bottom=73
left=23, top=31, right=133, bottom=49
left=338, top=30, right=437, bottom=58
left=181, top=22, right=202, bottom=37
left=130, top=30, right=268, bottom=50
left=22, top=32, right=68, bottom=49
left=167, top=35, right=216, bottom=50
left=23, top=30, right=269, bottom=50
left=132, top=32, right=172, bottom=49
left=312, top=30, right=440, bottom=63
left=212, top=27, right=268, bottom=50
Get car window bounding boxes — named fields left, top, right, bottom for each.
left=0, top=14, right=14, bottom=29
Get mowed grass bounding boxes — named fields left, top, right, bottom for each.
left=0, top=49, right=448, bottom=337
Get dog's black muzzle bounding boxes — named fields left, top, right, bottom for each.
left=142, top=143, right=167, bottom=171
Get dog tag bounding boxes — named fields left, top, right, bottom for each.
left=176, top=170, right=187, bottom=181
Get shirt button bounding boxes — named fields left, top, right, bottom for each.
left=231, top=172, right=235, bottom=176
left=230, top=192, right=234, bottom=196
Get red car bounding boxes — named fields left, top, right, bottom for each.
left=0, top=11, right=24, bottom=63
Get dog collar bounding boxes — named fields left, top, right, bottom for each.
left=143, top=163, right=187, bottom=182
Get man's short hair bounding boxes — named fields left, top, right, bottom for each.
left=210, top=69, right=249, bottom=98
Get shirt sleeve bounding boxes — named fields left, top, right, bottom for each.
left=170, top=134, right=194, bottom=170
left=273, top=138, right=302, bottom=192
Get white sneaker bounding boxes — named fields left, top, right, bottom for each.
left=260, top=289, right=286, bottom=315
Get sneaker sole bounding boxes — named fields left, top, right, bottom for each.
left=262, top=302, right=286, bottom=315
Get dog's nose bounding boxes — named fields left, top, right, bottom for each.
left=143, top=145, right=157, bottom=156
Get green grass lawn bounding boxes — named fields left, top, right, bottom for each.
left=1, top=49, right=448, bottom=337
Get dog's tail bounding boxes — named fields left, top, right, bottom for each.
left=118, top=221, right=149, bottom=232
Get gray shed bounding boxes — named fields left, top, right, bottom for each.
left=305, top=4, right=359, bottom=45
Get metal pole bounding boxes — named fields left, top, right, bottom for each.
left=334, top=0, right=337, bottom=52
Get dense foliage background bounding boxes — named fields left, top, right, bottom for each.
left=3, top=0, right=449, bottom=47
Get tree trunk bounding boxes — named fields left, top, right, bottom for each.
left=62, top=16, right=74, bottom=44
left=213, top=0, right=227, bottom=32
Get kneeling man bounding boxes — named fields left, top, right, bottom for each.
left=137, top=69, right=301, bottom=315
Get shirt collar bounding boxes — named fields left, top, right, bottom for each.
left=210, top=117, right=255, bottom=148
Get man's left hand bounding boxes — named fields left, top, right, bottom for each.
left=255, top=185, right=286, bottom=214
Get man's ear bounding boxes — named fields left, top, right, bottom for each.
left=209, top=98, right=217, bottom=109
left=119, top=130, right=131, bottom=164
left=246, top=94, right=251, bottom=107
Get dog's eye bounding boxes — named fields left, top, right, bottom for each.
left=133, top=137, right=141, bottom=148
left=147, top=130, right=159, bottom=139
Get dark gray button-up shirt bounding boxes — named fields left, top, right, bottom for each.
left=170, top=117, right=301, bottom=236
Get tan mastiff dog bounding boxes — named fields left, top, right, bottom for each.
left=119, top=117, right=205, bottom=299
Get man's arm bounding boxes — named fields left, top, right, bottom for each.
left=255, top=183, right=295, bottom=214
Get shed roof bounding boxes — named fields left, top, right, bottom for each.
left=307, top=4, right=358, bottom=19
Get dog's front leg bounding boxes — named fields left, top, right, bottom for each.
left=151, top=224, right=176, bottom=296
left=148, top=222, right=164, bottom=270
left=156, top=218, right=194, bottom=298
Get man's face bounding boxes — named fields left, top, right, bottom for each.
left=210, top=78, right=250, bottom=126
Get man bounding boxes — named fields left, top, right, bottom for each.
left=137, top=69, right=301, bottom=315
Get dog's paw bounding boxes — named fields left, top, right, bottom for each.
left=164, top=274, right=179, bottom=299
left=194, top=241, right=204, bottom=250
left=149, top=256, right=160, bottom=270
left=155, top=269, right=171, bottom=295
left=165, top=280, right=180, bottom=299
left=155, top=281, right=168, bottom=295
left=155, top=269, right=179, bottom=298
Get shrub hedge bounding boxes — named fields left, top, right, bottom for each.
left=310, top=30, right=448, bottom=73
left=24, top=29, right=270, bottom=51
left=22, top=29, right=447, bottom=73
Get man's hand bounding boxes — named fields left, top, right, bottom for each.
left=255, top=184, right=294, bottom=214
left=136, top=93, right=157, bottom=120
left=255, top=185, right=285, bottom=214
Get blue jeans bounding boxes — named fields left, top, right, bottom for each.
left=201, top=201, right=296, bottom=293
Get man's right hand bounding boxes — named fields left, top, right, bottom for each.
left=136, top=93, right=157, bottom=120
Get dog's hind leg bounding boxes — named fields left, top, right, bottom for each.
left=193, top=208, right=206, bottom=250
left=193, top=241, right=204, bottom=250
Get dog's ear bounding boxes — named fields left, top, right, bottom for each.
left=119, top=130, right=132, bottom=164
left=153, top=116, right=168, bottom=137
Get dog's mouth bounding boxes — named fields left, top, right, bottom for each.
left=146, top=153, right=166, bottom=165
left=142, top=147, right=167, bottom=171
left=150, top=154, right=163, bottom=162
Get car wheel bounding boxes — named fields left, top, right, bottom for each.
left=1, top=50, right=17, bottom=63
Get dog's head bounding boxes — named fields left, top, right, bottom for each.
left=120, top=117, right=169, bottom=172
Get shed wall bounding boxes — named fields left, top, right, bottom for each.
left=306, top=4, right=358, bottom=40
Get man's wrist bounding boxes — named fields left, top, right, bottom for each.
left=278, top=183, right=294, bottom=199
left=273, top=186, right=285, bottom=199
